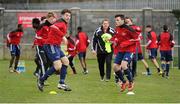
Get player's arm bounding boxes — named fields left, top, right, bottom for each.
left=146, top=32, right=152, bottom=48
left=157, top=34, right=161, bottom=47
left=120, top=28, right=139, bottom=48
left=86, top=34, right=90, bottom=47
left=51, top=24, right=65, bottom=37
left=62, top=36, right=68, bottom=45
left=7, top=32, right=11, bottom=43
left=91, top=31, right=98, bottom=54
left=170, top=33, right=175, bottom=47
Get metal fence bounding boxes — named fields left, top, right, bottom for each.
left=0, top=8, right=179, bottom=60
left=1, top=0, right=180, bottom=10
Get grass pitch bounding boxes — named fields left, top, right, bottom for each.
left=0, top=59, right=180, bottom=103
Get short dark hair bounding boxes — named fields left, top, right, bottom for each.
left=32, top=18, right=40, bottom=25
left=61, top=9, right=71, bottom=15
left=17, top=24, right=22, bottom=28
left=163, top=25, right=168, bottom=31
left=115, top=14, right=125, bottom=20
left=32, top=18, right=40, bottom=29
left=77, top=26, right=82, bottom=32
left=146, top=25, right=152, bottom=28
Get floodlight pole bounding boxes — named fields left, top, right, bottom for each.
left=178, top=21, right=180, bottom=69
left=172, top=9, right=180, bottom=69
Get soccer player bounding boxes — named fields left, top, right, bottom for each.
left=125, top=17, right=151, bottom=77
left=7, top=24, right=23, bottom=73
left=32, top=12, right=55, bottom=76
left=37, top=9, right=71, bottom=92
left=145, top=25, right=162, bottom=74
left=32, top=13, right=54, bottom=77
left=92, top=18, right=115, bottom=81
left=76, top=26, right=90, bottom=74
left=157, top=25, right=175, bottom=78
left=66, top=34, right=77, bottom=74
left=113, top=14, right=138, bottom=92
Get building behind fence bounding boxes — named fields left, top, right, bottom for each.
left=0, top=1, right=179, bottom=65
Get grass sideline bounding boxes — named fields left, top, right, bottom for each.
left=0, top=59, right=180, bottom=103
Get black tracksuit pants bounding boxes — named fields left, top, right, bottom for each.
left=97, top=53, right=113, bottom=80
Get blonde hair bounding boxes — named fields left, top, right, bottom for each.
left=46, top=12, right=55, bottom=19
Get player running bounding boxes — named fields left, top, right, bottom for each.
left=145, top=25, right=162, bottom=75
left=113, top=14, right=138, bottom=92
left=75, top=26, right=90, bottom=74
left=7, top=24, right=23, bottom=73
left=157, top=25, right=175, bottom=78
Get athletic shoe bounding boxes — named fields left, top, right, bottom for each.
left=44, top=81, right=50, bottom=86
left=100, top=77, right=104, bottom=81
left=57, top=83, right=72, bottom=91
left=37, top=77, right=44, bottom=92
left=162, top=71, right=165, bottom=77
left=142, top=72, right=151, bottom=76
left=158, top=71, right=163, bottom=75
left=14, top=70, right=21, bottom=74
left=83, top=70, right=88, bottom=75
left=33, top=72, right=39, bottom=77
left=120, top=81, right=128, bottom=92
left=9, top=67, right=15, bottom=73
left=128, top=82, right=134, bottom=91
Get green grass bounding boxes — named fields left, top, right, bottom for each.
left=0, top=59, right=180, bottom=103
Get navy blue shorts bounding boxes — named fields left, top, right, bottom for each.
left=114, top=52, right=134, bottom=64
left=78, top=52, right=86, bottom=59
left=9, top=44, right=20, bottom=56
left=160, top=50, right=172, bottom=62
left=148, top=48, right=157, bottom=59
left=133, top=53, right=144, bottom=60
left=44, top=45, right=65, bottom=62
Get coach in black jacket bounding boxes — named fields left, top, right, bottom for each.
left=92, top=19, right=115, bottom=81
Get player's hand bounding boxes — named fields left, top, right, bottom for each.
left=32, top=45, right=35, bottom=48
left=92, top=50, right=96, bottom=55
left=6, top=43, right=10, bottom=48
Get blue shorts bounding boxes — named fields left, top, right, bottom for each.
left=114, top=52, right=134, bottom=64
left=44, top=45, right=65, bottom=62
left=78, top=52, right=86, bottom=59
left=148, top=48, right=157, bottom=59
left=160, top=50, right=172, bottom=62
left=9, top=44, right=20, bottom=56
left=133, top=53, right=144, bottom=61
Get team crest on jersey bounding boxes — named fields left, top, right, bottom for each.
left=136, top=27, right=140, bottom=31
left=121, top=32, right=126, bottom=36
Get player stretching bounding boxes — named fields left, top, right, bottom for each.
left=157, top=25, right=175, bottom=78
left=7, top=24, right=23, bottom=73
left=145, top=25, right=162, bottom=75
left=113, top=14, right=138, bottom=92
left=37, top=9, right=71, bottom=92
